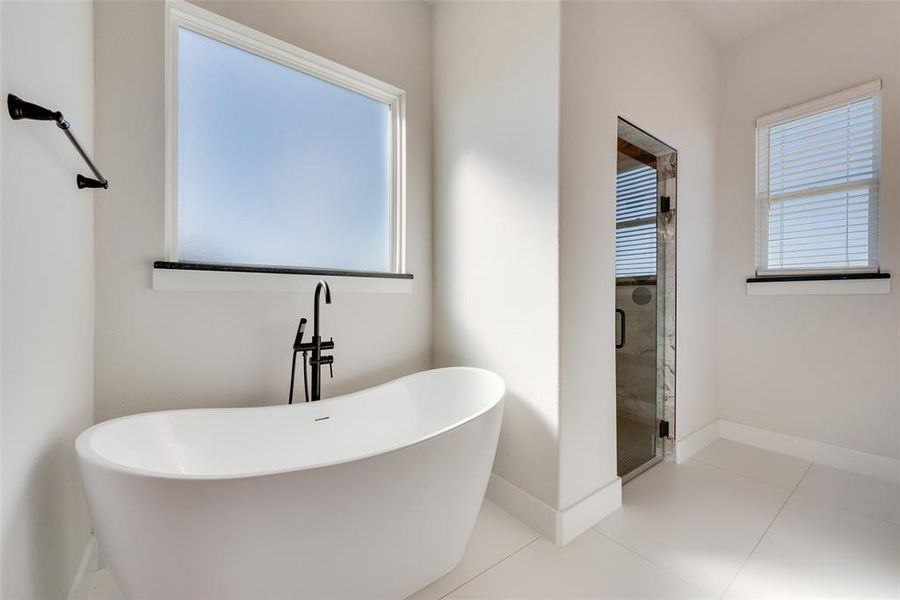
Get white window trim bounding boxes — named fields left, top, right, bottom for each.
left=747, top=277, right=890, bottom=296
left=754, top=79, right=882, bottom=278
left=152, top=267, right=413, bottom=295
left=164, top=0, right=407, bottom=274
left=755, top=79, right=882, bottom=129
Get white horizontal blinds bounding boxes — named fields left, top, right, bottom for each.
left=756, top=86, right=881, bottom=275
left=616, top=164, right=657, bottom=278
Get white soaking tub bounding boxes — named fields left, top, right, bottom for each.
left=76, top=367, right=505, bottom=599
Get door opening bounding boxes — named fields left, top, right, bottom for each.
left=615, top=118, right=676, bottom=482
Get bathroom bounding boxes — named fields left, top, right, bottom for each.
left=1, top=0, right=898, bottom=598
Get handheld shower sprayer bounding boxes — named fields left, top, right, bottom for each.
left=289, top=317, right=309, bottom=404
left=293, top=318, right=307, bottom=351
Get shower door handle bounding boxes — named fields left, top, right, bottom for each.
left=615, top=309, right=625, bottom=349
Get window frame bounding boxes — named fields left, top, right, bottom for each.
left=754, top=79, right=882, bottom=278
left=164, top=0, right=407, bottom=274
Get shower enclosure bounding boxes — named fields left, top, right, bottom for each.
left=615, top=118, right=676, bottom=482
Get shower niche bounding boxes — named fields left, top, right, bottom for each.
left=615, top=118, right=676, bottom=482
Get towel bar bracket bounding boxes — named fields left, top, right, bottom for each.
left=7, top=93, right=108, bottom=190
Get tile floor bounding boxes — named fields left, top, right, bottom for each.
left=88, top=440, right=900, bottom=599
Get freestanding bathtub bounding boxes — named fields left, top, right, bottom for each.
left=76, top=367, right=504, bottom=600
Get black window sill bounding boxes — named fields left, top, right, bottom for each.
left=154, top=261, right=414, bottom=280
left=746, top=272, right=889, bottom=284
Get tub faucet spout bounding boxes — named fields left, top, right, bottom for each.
left=292, top=280, right=334, bottom=402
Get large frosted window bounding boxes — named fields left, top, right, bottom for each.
left=175, top=26, right=398, bottom=272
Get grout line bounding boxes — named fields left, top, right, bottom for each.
left=791, top=488, right=900, bottom=528
left=693, top=455, right=899, bottom=527
left=792, top=461, right=900, bottom=527
left=718, top=461, right=813, bottom=599
left=795, top=461, right=815, bottom=488
left=687, top=455, right=806, bottom=492
left=593, top=530, right=711, bottom=598
left=436, top=536, right=541, bottom=600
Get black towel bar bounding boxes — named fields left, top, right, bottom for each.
left=7, top=93, right=108, bottom=190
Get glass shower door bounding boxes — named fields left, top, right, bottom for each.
left=615, top=118, right=676, bottom=482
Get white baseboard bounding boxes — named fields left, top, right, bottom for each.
left=675, top=420, right=719, bottom=463
left=719, top=420, right=900, bottom=484
left=486, top=473, right=622, bottom=546
left=67, top=535, right=98, bottom=600
left=486, top=473, right=557, bottom=542
left=674, top=419, right=900, bottom=485
left=556, top=477, right=622, bottom=544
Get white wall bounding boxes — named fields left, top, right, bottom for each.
left=93, top=0, right=432, bottom=421
left=715, top=1, right=900, bottom=460
left=1, top=2, right=96, bottom=598
left=432, top=1, right=561, bottom=509
left=559, top=1, right=719, bottom=507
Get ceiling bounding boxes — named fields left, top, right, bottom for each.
left=680, top=1, right=819, bottom=47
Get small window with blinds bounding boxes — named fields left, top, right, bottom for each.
left=616, top=164, right=658, bottom=278
left=755, top=80, right=882, bottom=276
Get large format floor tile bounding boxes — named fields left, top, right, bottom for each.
left=692, top=439, right=811, bottom=490
left=594, top=460, right=790, bottom=597
left=88, top=568, right=124, bottom=600
left=724, top=493, right=900, bottom=599
left=408, top=499, right=539, bottom=600
left=446, top=529, right=707, bottom=599
left=796, top=463, right=900, bottom=525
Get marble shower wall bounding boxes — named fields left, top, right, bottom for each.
left=658, top=152, right=677, bottom=460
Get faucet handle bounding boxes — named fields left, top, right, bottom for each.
left=328, top=361, right=333, bottom=379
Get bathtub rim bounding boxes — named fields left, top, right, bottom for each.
left=76, top=366, right=505, bottom=482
